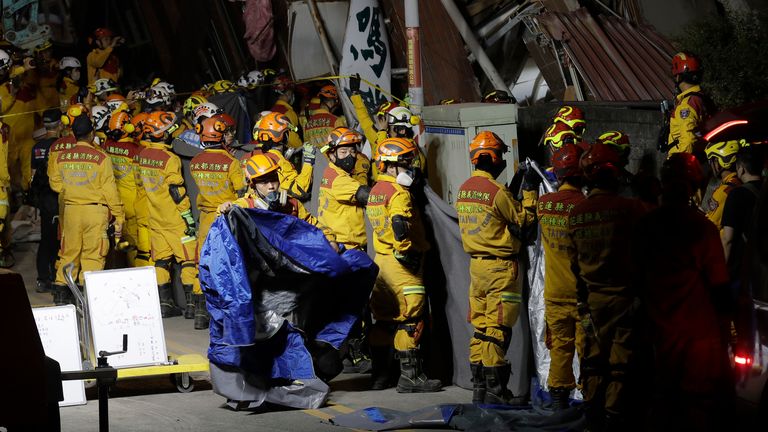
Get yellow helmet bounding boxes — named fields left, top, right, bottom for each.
left=61, top=103, right=88, bottom=126
left=211, top=80, right=237, bottom=94
left=244, top=153, right=280, bottom=182
left=321, top=127, right=362, bottom=154
left=705, top=139, right=744, bottom=169
left=183, top=94, right=208, bottom=118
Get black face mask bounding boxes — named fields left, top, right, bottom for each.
left=335, top=154, right=356, bottom=173
left=393, top=126, right=414, bottom=139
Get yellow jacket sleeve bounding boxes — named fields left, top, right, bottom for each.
left=287, top=129, right=303, bottom=149
left=296, top=200, right=337, bottom=242
left=351, top=93, right=378, bottom=145
left=389, top=189, right=414, bottom=254
left=133, top=159, right=148, bottom=226
left=48, top=154, right=62, bottom=193
left=0, top=83, right=17, bottom=115
left=100, top=156, right=124, bottom=225
left=335, top=116, right=347, bottom=128
left=668, top=96, right=701, bottom=155
left=495, top=187, right=536, bottom=230
left=88, top=47, right=113, bottom=69
left=0, top=126, right=8, bottom=183
left=229, top=159, right=247, bottom=197
left=165, top=156, right=192, bottom=214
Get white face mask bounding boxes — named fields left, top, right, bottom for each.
left=396, top=170, right=414, bottom=187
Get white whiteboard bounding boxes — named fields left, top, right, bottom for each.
left=32, top=305, right=86, bottom=407
left=85, top=267, right=168, bottom=368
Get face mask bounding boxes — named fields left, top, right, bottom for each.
left=396, top=169, right=414, bottom=187
left=335, top=154, right=356, bottom=173
left=265, top=191, right=282, bottom=210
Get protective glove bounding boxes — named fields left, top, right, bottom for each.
left=180, top=209, right=197, bottom=237
left=521, top=163, right=542, bottom=191
left=302, top=142, right=317, bottom=165
left=349, top=73, right=361, bottom=93
left=394, top=250, right=422, bottom=273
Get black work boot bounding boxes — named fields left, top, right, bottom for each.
left=36, top=280, right=52, bottom=293
left=183, top=285, right=195, bottom=319
left=193, top=294, right=210, bottom=330
left=471, top=363, right=486, bottom=403
left=396, top=349, right=442, bottom=393
left=484, top=364, right=527, bottom=405
left=550, top=387, right=571, bottom=411
left=158, top=283, right=182, bottom=318
left=370, top=346, right=395, bottom=390
left=51, top=284, right=68, bottom=306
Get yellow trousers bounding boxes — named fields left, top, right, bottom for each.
left=545, top=299, right=585, bottom=389
left=0, top=184, right=8, bottom=249
left=370, top=253, right=426, bottom=351
left=150, top=226, right=198, bottom=292
left=54, top=204, right=109, bottom=286
left=197, top=209, right=217, bottom=247
left=468, top=258, right=521, bottom=366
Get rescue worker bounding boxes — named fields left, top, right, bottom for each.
left=190, top=114, right=247, bottom=329
left=104, top=110, right=141, bottom=265
left=596, top=131, right=634, bottom=196
left=568, top=143, right=648, bottom=429
left=366, top=137, right=442, bottom=393
left=553, top=106, right=586, bottom=142
left=543, top=122, right=578, bottom=154
left=3, top=50, right=38, bottom=195
left=136, top=111, right=197, bottom=318
left=0, top=100, right=9, bottom=267
left=130, top=111, right=153, bottom=268
left=304, top=85, right=346, bottom=148
left=269, top=75, right=303, bottom=149
left=704, top=139, right=742, bottom=230
left=87, top=28, right=123, bottom=85
left=247, top=111, right=315, bottom=201
left=537, top=143, right=587, bottom=410
left=218, top=153, right=337, bottom=247
left=318, top=127, right=370, bottom=250
left=455, top=131, right=537, bottom=404
left=90, top=78, right=119, bottom=104
left=181, top=94, right=207, bottom=129
left=48, top=113, right=124, bottom=302
left=34, top=40, right=59, bottom=110
left=30, top=109, right=63, bottom=292
left=632, top=153, right=734, bottom=432
left=91, top=105, right=111, bottom=145
left=666, top=52, right=713, bottom=157
left=57, top=56, right=81, bottom=107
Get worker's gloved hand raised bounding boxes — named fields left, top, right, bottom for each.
left=521, top=164, right=542, bottom=191
left=303, top=142, right=316, bottom=165
left=394, top=250, right=421, bottom=273
left=180, top=209, right=197, bottom=237
left=349, top=74, right=361, bottom=93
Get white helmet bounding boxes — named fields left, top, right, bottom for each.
left=192, top=102, right=222, bottom=125
left=91, top=105, right=110, bottom=131
left=92, top=78, right=118, bottom=96
left=59, top=56, right=81, bottom=70
left=387, top=106, right=415, bottom=127
left=146, top=81, right=176, bottom=106
left=0, top=50, right=11, bottom=71
left=237, top=70, right=264, bottom=89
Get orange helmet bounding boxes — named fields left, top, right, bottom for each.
left=142, top=111, right=178, bottom=141
left=214, top=113, right=236, bottom=130
left=553, top=106, right=586, bottom=135
left=596, top=131, right=630, bottom=162
left=551, top=143, right=585, bottom=181
left=195, top=115, right=229, bottom=145
left=580, top=142, right=621, bottom=183
left=469, top=131, right=507, bottom=165
left=244, top=153, right=280, bottom=182
left=108, top=111, right=135, bottom=138
left=131, top=112, right=149, bottom=139
left=272, top=75, right=294, bottom=94
left=318, top=84, right=338, bottom=100
left=544, top=122, right=577, bottom=150
left=253, top=111, right=295, bottom=143
left=671, top=52, right=700, bottom=76
left=376, top=137, right=417, bottom=171
left=322, top=127, right=363, bottom=154
left=105, top=94, right=128, bottom=113
left=61, top=103, right=88, bottom=127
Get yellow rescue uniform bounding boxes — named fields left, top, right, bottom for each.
left=4, top=82, right=37, bottom=191
left=667, top=85, right=708, bottom=156
left=132, top=140, right=152, bottom=267
left=304, top=107, right=347, bottom=148
left=190, top=148, right=246, bottom=246
left=537, top=183, right=587, bottom=389
left=87, top=47, right=121, bottom=85
left=271, top=99, right=303, bottom=149
left=104, top=138, right=142, bottom=264
left=318, top=162, right=367, bottom=249
left=136, top=141, right=197, bottom=290
left=242, top=149, right=313, bottom=201
left=705, top=171, right=741, bottom=231
left=230, top=190, right=336, bottom=241
left=59, top=76, right=79, bottom=107
left=456, top=170, right=536, bottom=366
left=49, top=141, right=124, bottom=285
left=367, top=174, right=430, bottom=350
left=0, top=123, right=9, bottom=252
left=35, top=65, right=60, bottom=111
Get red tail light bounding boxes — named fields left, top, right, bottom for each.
left=734, top=355, right=752, bottom=366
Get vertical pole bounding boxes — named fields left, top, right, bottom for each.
left=404, top=0, right=423, bottom=113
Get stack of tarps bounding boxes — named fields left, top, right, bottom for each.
left=199, top=206, right=377, bottom=409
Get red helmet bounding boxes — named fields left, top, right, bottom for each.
left=92, top=28, right=114, bottom=39
left=671, top=52, right=701, bottom=76
left=544, top=122, right=577, bottom=150
left=272, top=75, right=294, bottom=94
left=579, top=142, right=621, bottom=183
left=214, top=113, right=236, bottom=130
left=661, top=152, right=705, bottom=198
left=596, top=130, right=630, bottom=162
left=318, top=84, right=338, bottom=100
left=551, top=143, right=585, bottom=181
left=553, top=106, right=586, bottom=135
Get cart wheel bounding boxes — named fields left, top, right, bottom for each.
left=173, top=373, right=195, bottom=393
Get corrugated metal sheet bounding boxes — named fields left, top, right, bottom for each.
left=539, top=8, right=676, bottom=102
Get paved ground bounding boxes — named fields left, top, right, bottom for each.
left=14, top=236, right=472, bottom=432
